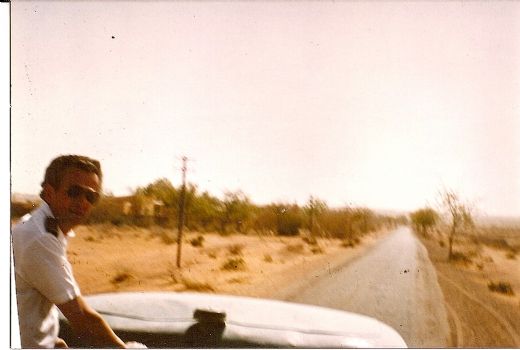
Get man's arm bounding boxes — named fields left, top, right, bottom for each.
left=58, top=295, right=127, bottom=348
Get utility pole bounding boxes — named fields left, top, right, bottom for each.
left=176, top=156, right=187, bottom=268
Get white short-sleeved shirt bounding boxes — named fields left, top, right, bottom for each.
left=12, top=202, right=81, bottom=348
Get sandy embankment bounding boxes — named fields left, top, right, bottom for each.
left=68, top=225, right=388, bottom=298
left=419, top=234, right=520, bottom=347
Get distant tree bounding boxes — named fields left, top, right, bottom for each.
left=410, top=208, right=438, bottom=237
left=219, top=191, right=251, bottom=234
left=441, top=190, right=474, bottom=261
left=188, top=191, right=221, bottom=231
left=141, top=178, right=179, bottom=208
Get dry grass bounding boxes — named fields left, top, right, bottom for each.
left=227, top=244, right=244, bottom=256
left=181, top=278, right=215, bottom=292
left=227, top=277, right=248, bottom=284
left=302, top=236, right=318, bottom=246
left=450, top=251, right=473, bottom=266
left=341, top=237, right=360, bottom=248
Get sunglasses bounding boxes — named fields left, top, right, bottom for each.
left=66, top=185, right=100, bottom=205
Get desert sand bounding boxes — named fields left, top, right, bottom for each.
left=68, top=224, right=520, bottom=347
left=68, top=225, right=385, bottom=298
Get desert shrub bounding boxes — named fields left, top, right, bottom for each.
left=302, top=236, right=318, bottom=245
left=207, top=251, right=218, bottom=259
left=488, top=281, right=515, bottom=296
left=505, top=251, right=517, bottom=260
left=341, top=240, right=355, bottom=248
left=439, top=240, right=446, bottom=247
left=84, top=235, right=97, bottom=243
left=227, top=277, right=248, bottom=284
left=111, top=270, right=133, bottom=284
left=311, top=246, right=324, bottom=254
left=182, top=278, right=215, bottom=292
left=341, top=239, right=355, bottom=248
left=263, top=254, right=273, bottom=263
left=285, top=243, right=304, bottom=254
left=450, top=251, right=472, bottom=265
left=190, top=235, right=205, bottom=247
left=221, top=257, right=246, bottom=271
left=341, top=237, right=360, bottom=248
left=272, top=204, right=303, bottom=236
left=227, top=244, right=244, bottom=256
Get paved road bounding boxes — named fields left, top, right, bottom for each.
left=283, top=227, right=450, bottom=347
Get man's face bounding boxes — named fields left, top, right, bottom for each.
left=46, top=168, right=101, bottom=230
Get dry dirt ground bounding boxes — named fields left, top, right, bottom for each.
left=68, top=225, right=520, bottom=348
left=68, top=225, right=386, bottom=299
left=418, top=234, right=520, bottom=347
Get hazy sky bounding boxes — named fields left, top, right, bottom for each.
left=10, top=1, right=520, bottom=217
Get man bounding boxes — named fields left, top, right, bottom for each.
left=12, top=155, right=140, bottom=348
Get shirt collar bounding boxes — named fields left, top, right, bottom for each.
left=39, top=202, right=76, bottom=238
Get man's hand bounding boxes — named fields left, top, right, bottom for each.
left=58, top=296, right=127, bottom=348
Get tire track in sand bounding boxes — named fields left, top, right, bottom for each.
left=437, top=270, right=520, bottom=347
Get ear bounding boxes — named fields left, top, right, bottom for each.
left=42, top=183, right=57, bottom=201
